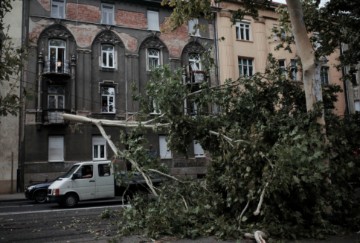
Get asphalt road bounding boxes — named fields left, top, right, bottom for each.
left=0, top=199, right=125, bottom=242
left=0, top=199, right=359, bottom=243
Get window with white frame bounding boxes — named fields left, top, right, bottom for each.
left=101, top=86, right=115, bottom=113
left=151, top=98, right=161, bottom=114
left=238, top=58, right=253, bottom=77
left=278, top=59, right=286, bottom=76
left=189, top=53, right=201, bottom=71
left=49, top=39, right=66, bottom=73
left=101, top=3, right=114, bottom=25
left=159, top=136, right=172, bottom=159
left=101, top=44, right=115, bottom=68
left=320, top=66, right=329, bottom=85
left=188, top=18, right=200, bottom=36
left=355, top=100, right=360, bottom=112
left=194, top=140, right=205, bottom=158
left=236, top=21, right=251, bottom=41
left=147, top=10, right=160, bottom=31
left=48, top=136, right=64, bottom=162
left=290, top=59, right=298, bottom=80
left=48, top=86, right=65, bottom=109
left=51, top=0, right=65, bottom=19
left=147, top=48, right=161, bottom=70
left=93, top=136, right=107, bottom=160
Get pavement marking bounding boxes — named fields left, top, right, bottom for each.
left=0, top=204, right=130, bottom=216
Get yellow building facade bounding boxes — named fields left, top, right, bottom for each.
left=214, top=1, right=346, bottom=116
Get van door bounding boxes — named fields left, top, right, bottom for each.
left=73, top=165, right=96, bottom=200
left=95, top=163, right=115, bottom=198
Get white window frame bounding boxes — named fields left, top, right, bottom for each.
left=147, top=10, right=160, bottom=31
left=51, top=0, right=65, bottom=19
left=48, top=136, right=64, bottom=162
left=101, top=44, right=115, bottom=68
left=101, top=86, right=116, bottom=113
left=49, top=39, right=66, bottom=73
left=290, top=59, right=298, bottom=81
left=93, top=136, right=107, bottom=161
left=101, top=3, right=114, bottom=25
left=278, top=59, right=286, bottom=76
left=238, top=58, right=254, bottom=77
left=320, top=66, right=329, bottom=85
left=188, top=18, right=200, bottom=36
left=150, top=98, right=161, bottom=114
left=236, top=21, right=251, bottom=41
left=48, top=86, right=65, bottom=109
left=147, top=48, right=161, bottom=71
left=189, top=53, right=202, bottom=71
left=194, top=140, right=205, bottom=158
left=355, top=100, right=360, bottom=112
left=159, top=136, right=172, bottom=159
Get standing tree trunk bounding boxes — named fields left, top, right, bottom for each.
left=286, top=0, right=326, bottom=127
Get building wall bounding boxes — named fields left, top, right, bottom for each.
left=215, top=1, right=346, bottom=116
left=0, top=0, right=23, bottom=194
left=21, top=0, right=214, bottom=187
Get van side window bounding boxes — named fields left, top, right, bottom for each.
left=98, top=164, right=111, bottom=177
left=81, top=165, right=93, bottom=178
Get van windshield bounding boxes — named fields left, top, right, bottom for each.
left=60, top=165, right=80, bottom=178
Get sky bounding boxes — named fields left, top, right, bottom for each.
left=274, top=0, right=329, bottom=6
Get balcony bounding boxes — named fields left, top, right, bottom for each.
left=42, top=59, right=70, bottom=77
left=43, top=109, right=70, bottom=125
left=184, top=70, right=207, bottom=84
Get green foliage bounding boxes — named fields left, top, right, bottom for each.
left=116, top=56, right=360, bottom=240
left=0, top=0, right=24, bottom=117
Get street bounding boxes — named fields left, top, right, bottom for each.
left=0, top=199, right=125, bottom=242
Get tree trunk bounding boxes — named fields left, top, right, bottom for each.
left=286, top=0, right=326, bottom=127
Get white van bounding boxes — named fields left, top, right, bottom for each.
left=47, top=161, right=115, bottom=207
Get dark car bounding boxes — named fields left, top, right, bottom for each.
left=25, top=181, right=53, bottom=203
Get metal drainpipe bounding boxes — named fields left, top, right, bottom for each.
left=340, top=43, right=350, bottom=115
left=213, top=10, right=220, bottom=87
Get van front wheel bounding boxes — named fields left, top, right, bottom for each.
left=63, top=193, right=78, bottom=207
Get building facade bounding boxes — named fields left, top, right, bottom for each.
left=20, top=0, right=215, bottom=187
left=0, top=0, right=23, bottom=193
left=214, top=1, right=346, bottom=116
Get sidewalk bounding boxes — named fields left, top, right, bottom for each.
left=0, top=192, right=26, bottom=201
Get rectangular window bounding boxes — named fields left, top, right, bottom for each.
left=159, top=136, right=172, bottom=159
left=194, top=140, right=205, bottom=158
left=320, top=66, right=329, bottom=85
left=236, top=21, right=251, bottom=41
left=48, top=136, right=64, bottom=162
left=101, top=3, right=114, bottom=25
left=51, top=0, right=65, bottom=19
left=355, top=100, right=360, bottom=112
left=49, top=39, right=66, bottom=73
left=188, top=18, right=200, bottom=36
left=93, top=136, right=107, bottom=160
left=238, top=58, right=253, bottom=77
left=48, top=86, right=65, bottom=109
left=147, top=10, right=160, bottom=31
left=189, top=53, right=201, bottom=71
left=290, top=59, right=298, bottom=80
left=278, top=59, right=286, bottom=76
left=101, top=87, right=115, bottom=113
left=151, top=99, right=161, bottom=114
left=98, top=163, right=111, bottom=177
left=147, top=48, right=160, bottom=70
left=101, top=44, right=115, bottom=68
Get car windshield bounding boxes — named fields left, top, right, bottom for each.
left=60, top=165, right=80, bottom=178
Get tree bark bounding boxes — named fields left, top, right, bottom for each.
left=286, top=0, right=326, bottom=126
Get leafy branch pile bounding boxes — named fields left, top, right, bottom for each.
left=116, top=58, right=360, bottom=240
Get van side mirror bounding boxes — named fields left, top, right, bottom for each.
left=72, top=173, right=80, bottom=180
